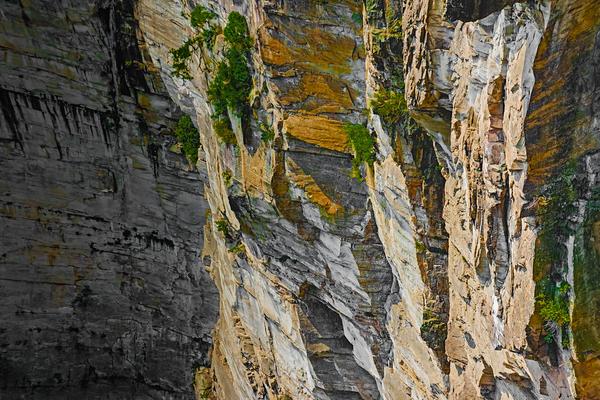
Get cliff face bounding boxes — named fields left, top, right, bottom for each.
left=2, top=0, right=600, bottom=399
left=135, top=0, right=600, bottom=398
left=0, top=1, right=218, bottom=398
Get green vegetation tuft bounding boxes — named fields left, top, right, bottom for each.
left=169, top=37, right=201, bottom=79
left=223, top=12, right=252, bottom=51
left=420, top=307, right=447, bottom=350
left=202, top=25, right=218, bottom=49
left=208, top=47, right=252, bottom=117
left=174, top=115, right=199, bottom=164
left=190, top=5, right=215, bottom=28
left=228, top=242, right=245, bottom=254
left=415, top=240, right=427, bottom=254
left=215, top=218, right=229, bottom=236
left=537, top=280, right=571, bottom=327
left=371, top=19, right=402, bottom=43
left=365, top=0, right=379, bottom=17
left=222, top=169, right=232, bottom=186
left=207, top=12, right=253, bottom=147
left=371, top=89, right=408, bottom=124
left=532, top=163, right=579, bottom=348
left=260, top=122, right=275, bottom=143
left=536, top=162, right=578, bottom=242
left=212, top=118, right=237, bottom=145
left=344, top=123, right=375, bottom=179
left=169, top=5, right=217, bottom=79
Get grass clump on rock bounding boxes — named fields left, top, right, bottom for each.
left=536, top=279, right=571, bottom=347
left=207, top=12, right=253, bottom=145
left=260, top=122, right=275, bottom=143
left=344, top=123, right=375, bottom=180
left=371, top=89, right=408, bottom=125
left=537, top=279, right=571, bottom=326
left=212, top=118, right=237, bottom=146
left=174, top=115, right=199, bottom=164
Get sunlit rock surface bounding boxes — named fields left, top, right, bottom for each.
left=1, top=0, right=600, bottom=399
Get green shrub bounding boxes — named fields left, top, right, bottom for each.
left=371, top=19, right=402, bottom=43
left=538, top=293, right=570, bottom=326
left=365, top=0, right=379, bottom=17
left=228, top=242, right=245, bottom=254
left=213, top=118, right=237, bottom=145
left=260, top=122, right=275, bottom=143
left=169, top=6, right=217, bottom=79
left=207, top=12, right=253, bottom=118
left=533, top=163, right=577, bottom=344
left=174, top=115, right=199, bottom=164
left=344, top=123, right=375, bottom=179
left=536, top=278, right=571, bottom=345
left=215, top=218, right=229, bottom=236
left=169, top=37, right=202, bottom=79
left=371, top=89, right=408, bottom=124
left=223, top=12, right=252, bottom=51
left=202, top=25, right=218, bottom=49
left=204, top=12, right=252, bottom=146
left=420, top=307, right=446, bottom=350
left=208, top=47, right=252, bottom=117
left=351, top=12, right=362, bottom=25
left=222, top=169, right=232, bottom=186
left=190, top=5, right=215, bottom=28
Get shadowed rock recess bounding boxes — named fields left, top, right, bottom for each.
left=1, top=0, right=600, bottom=399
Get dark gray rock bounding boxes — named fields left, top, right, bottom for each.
left=0, top=1, right=218, bottom=399
left=444, top=0, right=521, bottom=22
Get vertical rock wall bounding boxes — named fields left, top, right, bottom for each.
left=0, top=1, right=218, bottom=398
left=2, top=0, right=600, bottom=398
left=136, top=0, right=600, bottom=398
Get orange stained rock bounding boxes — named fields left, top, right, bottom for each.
left=279, top=73, right=355, bottom=114
left=284, top=114, right=350, bottom=153
left=258, top=26, right=294, bottom=66
left=287, top=158, right=343, bottom=216
left=258, top=25, right=357, bottom=75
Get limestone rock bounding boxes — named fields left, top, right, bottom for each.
left=0, top=1, right=218, bottom=398
left=3, top=0, right=600, bottom=399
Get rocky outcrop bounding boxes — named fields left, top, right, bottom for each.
left=403, top=0, right=599, bottom=397
left=2, top=0, right=600, bottom=399
left=0, top=1, right=218, bottom=398
left=132, top=0, right=600, bottom=397
left=137, top=1, right=401, bottom=398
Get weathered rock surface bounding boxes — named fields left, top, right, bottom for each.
left=0, top=1, right=218, bottom=398
left=2, top=0, right=600, bottom=399
left=138, top=0, right=599, bottom=398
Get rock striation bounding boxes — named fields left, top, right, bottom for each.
left=2, top=0, right=600, bottom=399
left=0, top=1, right=218, bottom=398
left=131, top=0, right=598, bottom=398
